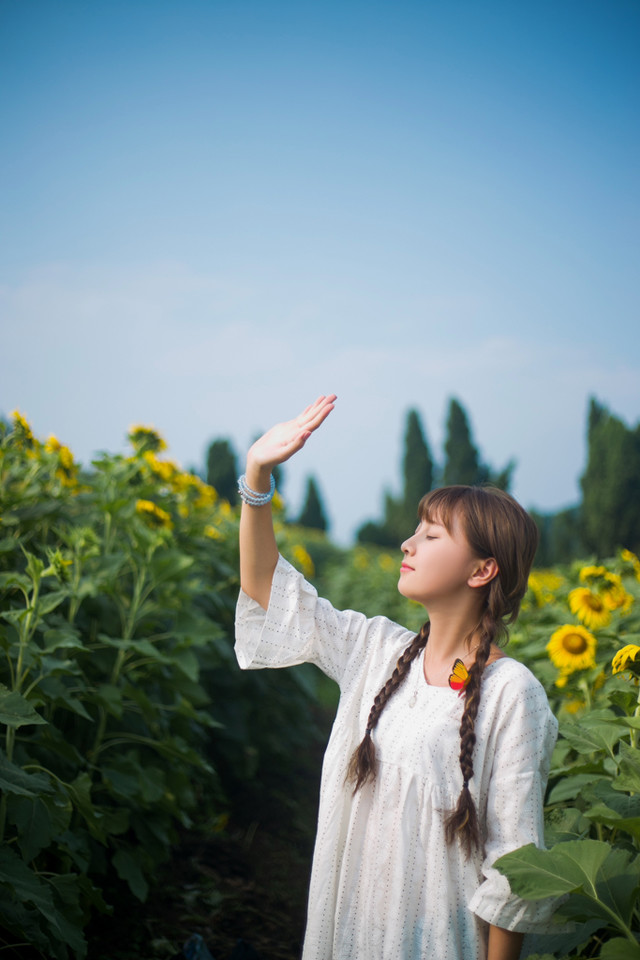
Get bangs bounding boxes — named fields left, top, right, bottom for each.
left=418, top=485, right=472, bottom=534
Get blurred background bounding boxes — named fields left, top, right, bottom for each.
left=1, top=0, right=638, bottom=543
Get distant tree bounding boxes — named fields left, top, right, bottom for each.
left=206, top=438, right=238, bottom=505
left=530, top=507, right=583, bottom=567
left=581, top=398, right=640, bottom=556
left=297, top=476, right=329, bottom=531
left=358, top=409, right=435, bottom=546
left=402, top=409, right=435, bottom=524
left=443, top=398, right=480, bottom=486
left=443, top=398, right=513, bottom=491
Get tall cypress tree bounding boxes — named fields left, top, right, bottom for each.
left=403, top=409, right=435, bottom=512
left=206, top=438, right=238, bottom=504
left=443, top=398, right=481, bottom=485
left=442, top=398, right=513, bottom=491
left=298, top=476, right=329, bottom=531
left=581, top=398, right=640, bottom=555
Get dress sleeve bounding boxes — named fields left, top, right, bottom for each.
left=469, top=671, right=559, bottom=932
left=234, top=554, right=378, bottom=685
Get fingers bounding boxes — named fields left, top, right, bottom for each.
left=298, top=394, right=337, bottom=431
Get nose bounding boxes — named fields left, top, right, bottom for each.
left=401, top=533, right=415, bottom=555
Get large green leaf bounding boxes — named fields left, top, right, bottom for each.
left=560, top=716, right=626, bottom=757
left=583, top=781, right=640, bottom=843
left=600, top=938, right=640, bottom=959
left=548, top=773, right=605, bottom=804
left=0, top=846, right=85, bottom=953
left=0, top=684, right=47, bottom=728
left=494, top=840, right=611, bottom=899
left=594, top=847, right=640, bottom=927
left=10, top=795, right=63, bottom=862
left=112, top=848, right=148, bottom=901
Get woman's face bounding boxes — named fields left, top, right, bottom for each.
left=398, top=513, right=481, bottom=608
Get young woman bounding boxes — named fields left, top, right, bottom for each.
left=235, top=395, right=558, bottom=960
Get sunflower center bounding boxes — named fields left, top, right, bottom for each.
left=563, top=633, right=589, bottom=654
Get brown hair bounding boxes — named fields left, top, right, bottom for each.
left=346, top=484, right=538, bottom=856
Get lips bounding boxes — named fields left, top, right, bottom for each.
left=400, top=563, right=414, bottom=573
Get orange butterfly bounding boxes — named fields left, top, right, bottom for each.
left=448, top=658, right=470, bottom=695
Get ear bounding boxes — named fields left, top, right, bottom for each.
left=468, top=557, right=498, bottom=589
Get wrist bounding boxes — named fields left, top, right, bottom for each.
left=244, top=460, right=273, bottom=493
left=238, top=470, right=276, bottom=506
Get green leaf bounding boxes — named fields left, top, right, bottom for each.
left=548, top=774, right=603, bottom=804
left=36, top=589, right=68, bottom=616
left=544, top=806, right=591, bottom=846
left=0, top=845, right=83, bottom=950
left=595, top=847, right=640, bottom=928
left=172, top=647, right=199, bottom=681
left=112, top=848, right=148, bottom=901
left=614, top=741, right=640, bottom=794
left=95, top=683, right=123, bottom=718
left=43, top=628, right=84, bottom=652
left=10, top=795, right=59, bottom=862
left=600, top=938, right=640, bottom=959
left=561, top=716, right=626, bottom=756
left=0, top=755, right=54, bottom=797
left=582, top=781, right=640, bottom=842
left=0, top=684, right=47, bottom=728
left=494, top=839, right=611, bottom=899
left=0, top=572, right=31, bottom=592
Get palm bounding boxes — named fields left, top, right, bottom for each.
left=249, top=395, right=337, bottom=469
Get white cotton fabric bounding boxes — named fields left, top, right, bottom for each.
left=235, top=556, right=558, bottom=960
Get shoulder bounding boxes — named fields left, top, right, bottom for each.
left=482, top=657, right=557, bottom=724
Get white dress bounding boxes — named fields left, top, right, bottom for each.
left=235, top=556, right=558, bottom=960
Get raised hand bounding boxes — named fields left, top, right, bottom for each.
left=247, top=394, right=337, bottom=472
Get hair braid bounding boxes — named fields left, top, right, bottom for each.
left=346, top=622, right=430, bottom=792
left=444, top=606, right=501, bottom=856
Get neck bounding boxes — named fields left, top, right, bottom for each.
left=423, top=603, right=484, bottom=662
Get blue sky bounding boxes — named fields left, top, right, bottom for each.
left=1, top=0, right=638, bottom=543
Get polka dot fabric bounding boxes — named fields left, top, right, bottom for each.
left=235, top=556, right=558, bottom=960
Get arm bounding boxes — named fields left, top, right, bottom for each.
left=239, top=394, right=336, bottom=609
left=487, top=925, right=523, bottom=960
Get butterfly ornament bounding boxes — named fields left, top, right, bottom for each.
left=448, top=658, right=471, bottom=696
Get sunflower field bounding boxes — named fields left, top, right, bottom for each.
left=1, top=412, right=640, bottom=959
left=0, top=414, right=328, bottom=959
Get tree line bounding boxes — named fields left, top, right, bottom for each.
left=203, top=396, right=640, bottom=564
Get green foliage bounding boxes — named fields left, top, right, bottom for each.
left=531, top=507, right=584, bottom=567
left=0, top=416, right=327, bottom=958
left=581, top=398, right=640, bottom=556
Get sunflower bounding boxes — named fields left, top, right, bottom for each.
left=128, top=425, right=167, bottom=454
left=527, top=570, right=564, bottom=607
left=568, top=587, right=611, bottom=629
left=10, top=410, right=37, bottom=448
left=547, top=624, right=597, bottom=673
left=611, top=644, right=640, bottom=678
left=135, top=499, right=173, bottom=530
left=579, top=565, right=609, bottom=583
left=621, top=549, right=640, bottom=582
left=600, top=574, right=634, bottom=613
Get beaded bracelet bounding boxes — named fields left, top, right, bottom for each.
left=237, top=473, right=276, bottom=506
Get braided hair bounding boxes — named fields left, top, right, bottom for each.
left=346, top=622, right=430, bottom=790
left=346, top=484, right=538, bottom=857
